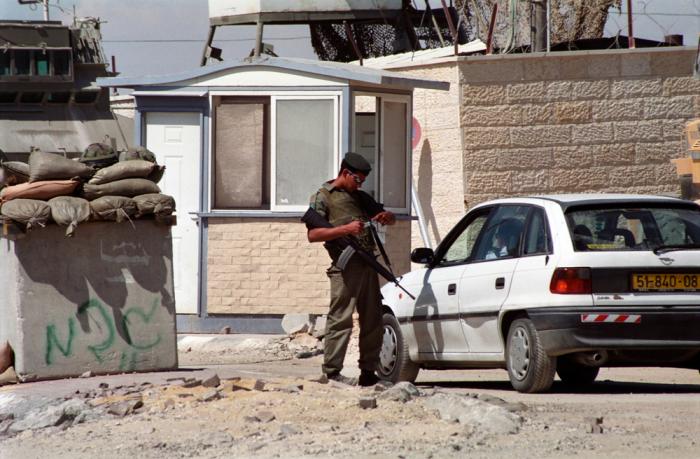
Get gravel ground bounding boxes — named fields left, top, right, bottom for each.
left=2, top=333, right=700, bottom=459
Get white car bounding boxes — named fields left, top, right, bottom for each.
left=378, top=194, right=700, bottom=393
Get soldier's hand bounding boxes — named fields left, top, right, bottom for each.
left=344, top=220, right=364, bottom=236
left=372, top=211, right=395, bottom=225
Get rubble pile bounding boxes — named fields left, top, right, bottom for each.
left=0, top=143, right=175, bottom=237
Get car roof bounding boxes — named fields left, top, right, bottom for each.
left=474, top=194, right=695, bottom=211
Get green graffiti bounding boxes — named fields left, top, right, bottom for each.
left=45, top=318, right=76, bottom=365
left=78, top=299, right=116, bottom=364
left=45, top=297, right=164, bottom=368
left=119, top=350, right=137, bottom=372
left=123, top=299, right=162, bottom=351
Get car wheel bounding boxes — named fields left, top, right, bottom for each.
left=506, top=318, right=556, bottom=393
left=378, top=313, right=419, bottom=384
left=556, top=357, right=600, bottom=386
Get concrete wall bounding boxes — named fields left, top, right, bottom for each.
left=395, top=47, right=700, bottom=248
left=0, top=221, right=177, bottom=381
left=206, top=218, right=412, bottom=315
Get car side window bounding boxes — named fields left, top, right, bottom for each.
left=523, top=208, right=550, bottom=255
left=472, top=205, right=529, bottom=261
left=439, top=214, right=489, bottom=265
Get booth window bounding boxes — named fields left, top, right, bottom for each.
left=213, top=97, right=269, bottom=209
left=274, top=98, right=335, bottom=210
left=212, top=95, right=337, bottom=212
left=352, top=93, right=411, bottom=214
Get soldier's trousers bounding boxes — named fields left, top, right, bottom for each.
left=322, top=257, right=382, bottom=375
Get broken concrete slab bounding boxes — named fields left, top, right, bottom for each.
left=423, top=393, right=523, bottom=435
left=198, top=390, right=221, bottom=402
left=230, top=378, right=266, bottom=392
left=281, top=314, right=313, bottom=335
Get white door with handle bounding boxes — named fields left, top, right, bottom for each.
left=145, top=111, right=201, bottom=314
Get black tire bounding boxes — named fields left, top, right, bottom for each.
left=556, top=357, right=600, bottom=386
left=377, top=312, right=419, bottom=383
left=506, top=318, right=556, bottom=393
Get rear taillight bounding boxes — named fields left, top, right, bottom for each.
left=550, top=267, right=592, bottom=294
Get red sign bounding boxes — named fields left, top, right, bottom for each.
left=412, top=116, right=422, bottom=150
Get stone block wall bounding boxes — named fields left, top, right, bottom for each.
left=391, top=47, right=699, bottom=250
left=458, top=48, right=700, bottom=210
left=206, top=218, right=411, bottom=315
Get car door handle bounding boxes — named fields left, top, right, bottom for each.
left=448, top=283, right=456, bottom=295
left=495, top=277, right=505, bottom=289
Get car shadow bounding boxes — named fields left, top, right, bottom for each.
left=416, top=379, right=700, bottom=394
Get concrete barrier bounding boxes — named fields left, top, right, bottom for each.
left=0, top=220, right=178, bottom=381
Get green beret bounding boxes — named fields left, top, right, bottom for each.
left=341, top=152, right=371, bottom=175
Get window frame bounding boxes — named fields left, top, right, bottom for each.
left=271, top=94, right=339, bottom=212
left=352, top=91, right=412, bottom=215
left=521, top=205, right=553, bottom=258
left=207, top=90, right=342, bottom=214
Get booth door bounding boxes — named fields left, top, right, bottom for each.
left=145, top=112, right=201, bottom=314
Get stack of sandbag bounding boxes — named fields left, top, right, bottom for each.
left=0, top=146, right=175, bottom=236
left=83, top=146, right=173, bottom=222
left=0, top=151, right=92, bottom=234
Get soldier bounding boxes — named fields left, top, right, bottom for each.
left=306, top=152, right=395, bottom=386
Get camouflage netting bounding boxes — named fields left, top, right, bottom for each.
left=309, top=1, right=620, bottom=61
left=310, top=19, right=456, bottom=62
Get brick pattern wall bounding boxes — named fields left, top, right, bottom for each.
left=206, top=218, right=411, bottom=315
left=457, top=48, right=700, bottom=210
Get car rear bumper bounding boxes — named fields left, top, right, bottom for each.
left=527, top=306, right=700, bottom=357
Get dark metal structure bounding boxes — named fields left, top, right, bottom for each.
left=0, top=19, right=128, bottom=159
left=201, top=0, right=466, bottom=64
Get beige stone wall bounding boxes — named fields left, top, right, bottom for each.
left=458, top=48, right=700, bottom=209
left=206, top=218, right=411, bottom=315
left=398, top=63, right=465, bottom=250
left=392, top=48, right=700, bottom=249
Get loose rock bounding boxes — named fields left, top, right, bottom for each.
left=359, top=397, right=378, bottom=409
left=202, top=374, right=220, bottom=388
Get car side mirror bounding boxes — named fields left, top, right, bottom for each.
left=411, top=247, right=434, bottom=264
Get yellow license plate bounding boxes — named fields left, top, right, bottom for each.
left=632, top=273, right=700, bottom=292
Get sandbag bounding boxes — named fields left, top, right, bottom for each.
left=148, top=165, right=166, bottom=184
left=0, top=180, right=79, bottom=202
left=90, top=196, right=137, bottom=223
left=48, top=196, right=90, bottom=237
left=0, top=161, right=30, bottom=185
left=79, top=142, right=118, bottom=169
left=82, top=178, right=160, bottom=200
left=89, top=160, right=156, bottom=185
left=0, top=198, right=51, bottom=230
left=0, top=341, right=12, bottom=375
left=119, top=146, right=157, bottom=163
left=133, top=193, right=176, bottom=217
left=29, top=151, right=95, bottom=182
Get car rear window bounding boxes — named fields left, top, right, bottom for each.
left=565, top=204, right=700, bottom=251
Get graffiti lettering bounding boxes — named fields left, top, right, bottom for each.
left=123, top=299, right=162, bottom=351
left=44, top=297, right=164, bottom=369
left=45, top=318, right=76, bottom=365
left=78, top=299, right=116, bottom=363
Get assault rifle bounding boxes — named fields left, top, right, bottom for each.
left=302, top=207, right=415, bottom=300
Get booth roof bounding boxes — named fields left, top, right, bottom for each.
left=97, top=55, right=450, bottom=92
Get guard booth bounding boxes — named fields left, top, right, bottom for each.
left=99, top=56, right=448, bottom=333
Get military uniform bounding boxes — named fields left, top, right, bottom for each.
left=308, top=181, right=385, bottom=376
